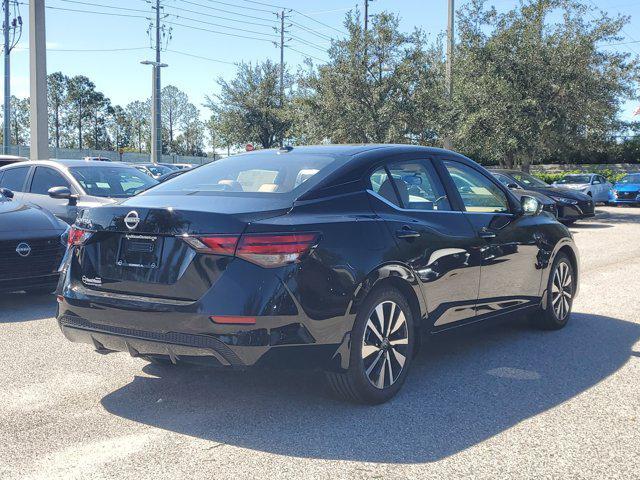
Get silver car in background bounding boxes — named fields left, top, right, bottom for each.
left=0, top=160, right=158, bottom=224
left=551, top=173, right=612, bottom=203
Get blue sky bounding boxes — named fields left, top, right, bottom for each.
left=4, top=0, right=640, bottom=120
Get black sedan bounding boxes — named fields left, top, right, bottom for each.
left=57, top=145, right=579, bottom=404
left=0, top=187, right=68, bottom=294
left=490, top=169, right=594, bottom=224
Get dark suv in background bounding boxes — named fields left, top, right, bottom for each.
left=490, top=169, right=595, bottom=224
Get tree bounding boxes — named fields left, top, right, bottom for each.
left=107, top=105, right=132, bottom=153
left=297, top=11, right=443, bottom=144
left=161, top=85, right=190, bottom=152
left=206, top=59, right=291, bottom=148
left=48, top=72, right=68, bottom=149
left=66, top=76, right=96, bottom=149
left=175, top=103, right=205, bottom=156
left=451, top=0, right=639, bottom=169
left=206, top=112, right=236, bottom=156
left=85, top=90, right=110, bottom=149
left=9, top=96, right=30, bottom=145
left=126, top=100, right=150, bottom=153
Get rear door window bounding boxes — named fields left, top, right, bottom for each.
left=30, top=167, right=70, bottom=194
left=0, top=166, right=29, bottom=192
left=387, top=161, right=451, bottom=211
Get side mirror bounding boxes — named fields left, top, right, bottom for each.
left=521, top=195, right=542, bottom=216
left=48, top=186, right=78, bottom=205
left=0, top=187, right=14, bottom=199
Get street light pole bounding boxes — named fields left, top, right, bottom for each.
left=141, top=60, right=167, bottom=164
left=443, top=0, right=454, bottom=150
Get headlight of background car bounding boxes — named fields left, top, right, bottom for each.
left=550, top=195, right=578, bottom=205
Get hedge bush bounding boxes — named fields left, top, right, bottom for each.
left=533, top=170, right=628, bottom=185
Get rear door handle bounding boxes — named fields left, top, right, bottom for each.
left=478, top=227, right=496, bottom=239
left=396, top=226, right=421, bottom=239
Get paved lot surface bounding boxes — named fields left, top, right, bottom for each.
left=1, top=206, right=639, bottom=480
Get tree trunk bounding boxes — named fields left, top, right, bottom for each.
left=55, top=105, right=60, bottom=149
left=78, top=101, right=83, bottom=149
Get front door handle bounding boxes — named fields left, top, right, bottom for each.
left=396, top=226, right=420, bottom=239
left=478, top=227, right=496, bottom=239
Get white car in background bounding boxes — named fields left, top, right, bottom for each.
left=551, top=173, right=612, bottom=203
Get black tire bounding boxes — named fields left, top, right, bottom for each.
left=325, top=287, right=415, bottom=404
left=531, top=252, right=575, bottom=330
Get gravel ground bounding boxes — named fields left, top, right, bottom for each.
left=1, top=206, right=639, bottom=480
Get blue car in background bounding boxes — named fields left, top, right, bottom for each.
left=610, top=173, right=640, bottom=206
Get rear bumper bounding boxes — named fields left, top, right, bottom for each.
left=557, top=202, right=595, bottom=222
left=59, top=314, right=245, bottom=367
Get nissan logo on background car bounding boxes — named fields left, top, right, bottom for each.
left=124, top=211, right=140, bottom=230
left=15, top=242, right=31, bottom=257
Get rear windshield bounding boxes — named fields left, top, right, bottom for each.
left=557, top=175, right=591, bottom=184
left=70, top=166, right=158, bottom=198
left=144, top=152, right=338, bottom=196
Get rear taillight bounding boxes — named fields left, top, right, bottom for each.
left=68, top=226, right=93, bottom=246
left=236, top=233, right=320, bottom=267
left=181, top=234, right=240, bottom=255
left=181, top=232, right=319, bottom=268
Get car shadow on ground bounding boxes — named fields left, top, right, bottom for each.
left=101, top=312, right=640, bottom=464
left=0, top=292, right=57, bottom=323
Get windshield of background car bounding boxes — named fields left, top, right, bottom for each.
left=557, top=175, right=591, bottom=184
left=69, top=166, right=158, bottom=198
left=144, top=152, right=339, bottom=196
left=510, top=172, right=549, bottom=188
left=618, top=174, right=640, bottom=184
left=145, top=164, right=172, bottom=176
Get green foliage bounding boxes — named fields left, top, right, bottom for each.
left=452, top=0, right=639, bottom=168
left=206, top=60, right=291, bottom=149
left=533, top=169, right=628, bottom=184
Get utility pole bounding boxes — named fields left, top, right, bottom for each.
left=275, top=9, right=290, bottom=147
left=3, top=0, right=21, bottom=155
left=279, top=9, right=285, bottom=108
left=141, top=0, right=170, bottom=164
left=364, top=0, right=370, bottom=32
left=29, top=0, right=48, bottom=160
left=443, top=0, right=454, bottom=150
left=3, top=0, right=9, bottom=154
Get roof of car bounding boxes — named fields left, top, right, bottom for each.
left=0, top=159, right=137, bottom=169
left=244, top=144, right=456, bottom=157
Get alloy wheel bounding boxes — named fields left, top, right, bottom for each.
left=361, top=301, right=409, bottom=389
left=551, top=261, right=573, bottom=320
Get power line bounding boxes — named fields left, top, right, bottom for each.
left=163, top=3, right=275, bottom=28
left=17, top=3, right=148, bottom=20
left=291, top=9, right=346, bottom=35
left=289, top=19, right=333, bottom=42
left=165, top=19, right=275, bottom=43
left=55, top=0, right=149, bottom=14
left=168, top=12, right=278, bottom=38
left=166, top=48, right=236, bottom=65
left=46, top=46, right=152, bottom=52
left=289, top=33, right=329, bottom=53
left=199, top=0, right=275, bottom=15
left=284, top=44, right=327, bottom=63
left=175, top=0, right=276, bottom=23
